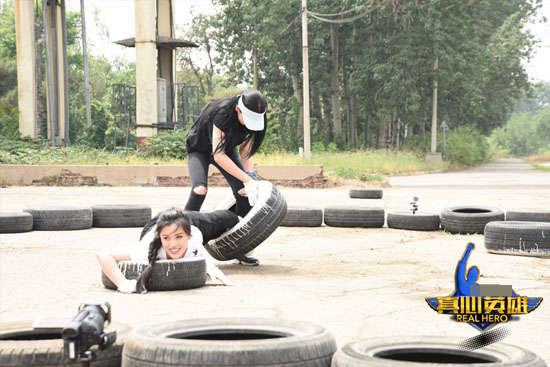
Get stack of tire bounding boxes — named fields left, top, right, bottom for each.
left=1, top=319, right=545, bottom=367
left=279, top=187, right=386, bottom=229
left=0, top=204, right=152, bottom=232
left=440, top=206, right=504, bottom=235
left=484, top=209, right=550, bottom=257
left=0, top=321, right=130, bottom=367
left=332, top=336, right=545, bottom=367
left=121, top=318, right=336, bottom=367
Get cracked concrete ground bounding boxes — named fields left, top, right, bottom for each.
left=1, top=158, right=549, bottom=360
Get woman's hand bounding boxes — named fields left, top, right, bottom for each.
left=206, top=264, right=235, bottom=286
left=243, top=180, right=259, bottom=206
left=118, top=279, right=138, bottom=293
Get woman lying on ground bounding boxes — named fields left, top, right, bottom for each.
left=96, top=207, right=239, bottom=293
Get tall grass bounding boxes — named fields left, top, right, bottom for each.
left=525, top=151, right=550, bottom=162
left=1, top=137, right=451, bottom=180
left=254, top=150, right=451, bottom=180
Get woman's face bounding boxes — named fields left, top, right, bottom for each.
left=235, top=106, right=245, bottom=125
left=159, top=224, right=190, bottom=259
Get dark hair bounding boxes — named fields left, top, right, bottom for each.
left=135, top=207, right=191, bottom=293
left=214, top=90, right=267, bottom=159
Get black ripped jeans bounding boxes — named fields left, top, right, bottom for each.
left=184, top=148, right=252, bottom=218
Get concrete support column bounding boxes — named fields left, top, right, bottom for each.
left=135, top=0, right=158, bottom=146
left=14, top=0, right=37, bottom=138
left=157, top=0, right=174, bottom=123
left=44, top=0, right=68, bottom=145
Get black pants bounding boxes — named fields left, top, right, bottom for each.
left=185, top=148, right=252, bottom=217
left=185, top=210, right=239, bottom=243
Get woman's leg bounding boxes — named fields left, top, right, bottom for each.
left=193, top=210, right=240, bottom=242
left=211, top=148, right=253, bottom=217
left=185, top=151, right=210, bottom=211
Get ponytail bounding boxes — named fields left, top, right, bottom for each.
left=135, top=235, right=162, bottom=293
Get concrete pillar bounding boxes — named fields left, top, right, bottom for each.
left=44, top=0, right=68, bottom=145
left=135, top=0, right=158, bottom=145
left=14, top=0, right=37, bottom=138
left=56, top=2, right=68, bottom=144
left=157, top=0, right=174, bottom=123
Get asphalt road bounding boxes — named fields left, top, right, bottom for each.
left=1, top=158, right=549, bottom=362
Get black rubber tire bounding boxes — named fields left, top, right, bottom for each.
left=441, top=206, right=504, bottom=234
left=206, top=181, right=287, bottom=261
left=122, top=318, right=337, bottom=367
left=102, top=258, right=207, bottom=291
left=349, top=188, right=383, bottom=199
left=484, top=221, right=550, bottom=256
left=0, top=321, right=130, bottom=367
left=280, top=207, right=323, bottom=227
left=0, top=212, right=33, bottom=233
left=331, top=336, right=545, bottom=367
left=324, top=206, right=385, bottom=228
left=23, top=206, right=93, bottom=231
left=387, top=211, right=440, bottom=231
left=92, top=205, right=152, bottom=228
left=506, top=209, right=550, bottom=223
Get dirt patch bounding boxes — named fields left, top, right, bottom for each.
left=31, top=169, right=98, bottom=186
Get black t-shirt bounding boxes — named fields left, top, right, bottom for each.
left=186, top=96, right=250, bottom=154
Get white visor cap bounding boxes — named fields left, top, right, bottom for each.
left=238, top=96, right=265, bottom=131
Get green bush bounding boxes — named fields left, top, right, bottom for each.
left=0, top=104, right=19, bottom=140
left=489, top=108, right=550, bottom=156
left=326, top=142, right=338, bottom=152
left=312, top=141, right=326, bottom=152
left=401, top=133, right=430, bottom=154
left=445, top=125, right=490, bottom=165
left=138, top=126, right=190, bottom=160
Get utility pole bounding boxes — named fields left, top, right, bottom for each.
left=253, top=41, right=258, bottom=90
left=430, top=55, right=438, bottom=153
left=301, top=0, right=311, bottom=158
left=80, top=0, right=92, bottom=128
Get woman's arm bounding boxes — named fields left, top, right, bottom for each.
left=239, top=138, right=254, bottom=173
left=212, top=125, right=252, bottom=183
left=96, top=249, right=132, bottom=288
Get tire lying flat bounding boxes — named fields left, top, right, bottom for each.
left=102, top=258, right=206, bottom=291
left=441, top=206, right=504, bottom=234
left=0, top=321, right=129, bottom=367
left=206, top=181, right=287, bottom=261
left=349, top=188, right=383, bottom=199
left=23, top=206, right=93, bottom=231
left=92, top=205, right=152, bottom=227
left=506, top=209, right=550, bottom=223
left=280, top=207, right=323, bottom=227
left=484, top=221, right=550, bottom=257
left=387, top=211, right=440, bottom=231
left=0, top=212, right=33, bottom=233
left=331, top=336, right=545, bottom=367
left=122, top=318, right=336, bottom=367
left=324, top=206, right=385, bottom=228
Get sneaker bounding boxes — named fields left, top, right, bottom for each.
left=235, top=255, right=260, bottom=266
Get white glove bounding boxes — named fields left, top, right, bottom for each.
left=206, top=263, right=235, bottom=286
left=243, top=180, right=259, bottom=207
left=118, top=279, right=137, bottom=293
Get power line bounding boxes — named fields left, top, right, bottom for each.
left=307, top=0, right=391, bottom=24
left=308, top=2, right=371, bottom=17
left=283, top=10, right=302, bottom=33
